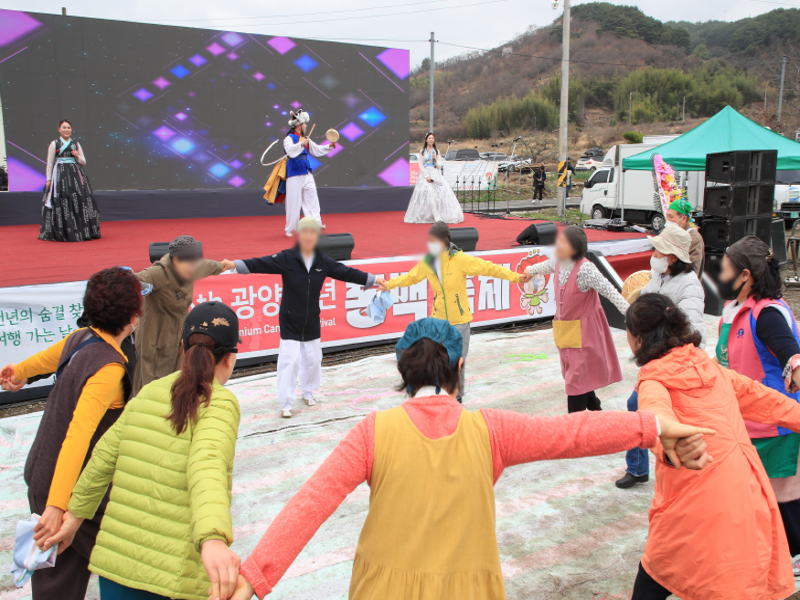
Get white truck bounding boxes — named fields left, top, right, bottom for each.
left=579, top=137, right=702, bottom=232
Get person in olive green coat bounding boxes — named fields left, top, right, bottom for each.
left=44, top=302, right=242, bottom=600
left=133, top=235, right=234, bottom=395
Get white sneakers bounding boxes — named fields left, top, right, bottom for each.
left=303, top=394, right=317, bottom=406
left=286, top=232, right=294, bottom=237
left=282, top=409, right=292, bottom=418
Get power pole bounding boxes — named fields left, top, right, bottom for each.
left=778, top=56, right=788, bottom=124
left=682, top=96, right=686, bottom=122
left=629, top=91, right=632, bottom=125
left=429, top=32, right=435, bottom=133
left=556, top=0, right=570, bottom=217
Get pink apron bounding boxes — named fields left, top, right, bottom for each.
left=554, top=258, right=622, bottom=395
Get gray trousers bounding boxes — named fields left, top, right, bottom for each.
left=454, top=323, right=471, bottom=397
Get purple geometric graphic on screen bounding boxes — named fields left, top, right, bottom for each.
left=7, top=157, right=47, bottom=192
left=226, top=52, right=238, bottom=61
left=268, top=36, right=296, bottom=55
left=378, top=157, right=410, bottom=186
left=171, top=64, right=190, bottom=79
left=189, top=54, right=207, bottom=67
left=133, top=88, right=154, bottom=102
left=152, top=76, right=171, bottom=90
left=291, top=101, right=302, bottom=109
left=272, top=104, right=280, bottom=110
left=293, top=54, right=318, bottom=73
left=307, top=156, right=322, bottom=171
left=326, top=142, right=344, bottom=158
left=340, top=122, right=365, bottom=142
left=153, top=126, right=176, bottom=141
left=359, top=107, right=386, bottom=128
left=171, top=139, right=195, bottom=154
left=267, top=83, right=276, bottom=90
left=222, top=32, right=244, bottom=47
left=0, top=10, right=43, bottom=47
left=209, top=163, right=231, bottom=178
left=192, top=152, right=211, bottom=164
left=228, top=175, right=246, bottom=188
left=174, top=112, right=188, bottom=121
left=252, top=72, right=265, bottom=81
left=206, top=42, right=225, bottom=56
left=341, top=93, right=360, bottom=109
left=243, top=152, right=254, bottom=160
left=229, top=159, right=243, bottom=170
left=265, top=121, right=272, bottom=127
left=187, top=91, right=196, bottom=97
left=376, top=48, right=410, bottom=80
left=241, top=63, right=251, bottom=70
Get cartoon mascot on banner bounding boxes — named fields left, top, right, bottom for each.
left=517, top=254, right=551, bottom=315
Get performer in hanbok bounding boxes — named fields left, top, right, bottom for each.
left=282, top=109, right=335, bottom=237
left=39, top=120, right=101, bottom=242
left=404, top=133, right=464, bottom=224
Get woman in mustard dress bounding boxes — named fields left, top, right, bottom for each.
left=227, top=318, right=711, bottom=600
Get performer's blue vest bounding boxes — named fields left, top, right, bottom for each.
left=286, top=133, right=312, bottom=178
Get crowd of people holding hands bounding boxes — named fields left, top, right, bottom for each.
left=4, top=207, right=800, bottom=600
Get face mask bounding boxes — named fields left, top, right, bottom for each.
left=427, top=241, right=444, bottom=256
left=650, top=255, right=669, bottom=275
left=717, top=273, right=746, bottom=301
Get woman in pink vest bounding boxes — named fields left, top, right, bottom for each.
left=527, top=226, right=628, bottom=412
left=717, top=236, right=800, bottom=558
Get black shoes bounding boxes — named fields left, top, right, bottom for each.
left=615, top=472, right=649, bottom=489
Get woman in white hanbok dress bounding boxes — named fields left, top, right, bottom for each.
left=404, top=133, right=464, bottom=224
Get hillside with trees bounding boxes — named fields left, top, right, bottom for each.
left=411, top=3, right=799, bottom=151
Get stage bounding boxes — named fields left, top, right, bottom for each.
left=1, top=212, right=649, bottom=288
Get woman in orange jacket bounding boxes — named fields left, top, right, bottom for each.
left=626, top=294, right=800, bottom=600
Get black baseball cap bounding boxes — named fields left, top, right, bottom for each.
left=183, top=302, right=241, bottom=355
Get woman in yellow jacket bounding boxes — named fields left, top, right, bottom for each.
left=379, top=221, right=530, bottom=401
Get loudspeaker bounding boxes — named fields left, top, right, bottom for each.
left=585, top=250, right=626, bottom=330
left=148, top=241, right=204, bottom=264
left=318, top=233, right=355, bottom=261
left=705, top=150, right=778, bottom=185
left=703, top=249, right=725, bottom=283
left=701, top=216, right=771, bottom=250
left=704, top=185, right=774, bottom=218
left=701, top=272, right=724, bottom=317
left=516, top=221, right=558, bottom=246
left=451, top=227, right=480, bottom=252
left=772, top=218, right=788, bottom=264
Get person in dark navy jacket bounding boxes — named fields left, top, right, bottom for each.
left=233, top=217, right=385, bottom=417
left=283, top=109, right=335, bottom=237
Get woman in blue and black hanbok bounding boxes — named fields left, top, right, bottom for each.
left=39, top=120, right=101, bottom=242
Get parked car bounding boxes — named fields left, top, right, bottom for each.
left=445, top=148, right=481, bottom=161
left=498, top=156, right=533, bottom=173
left=774, top=169, right=800, bottom=222
left=480, top=152, right=507, bottom=161
left=575, top=155, right=603, bottom=172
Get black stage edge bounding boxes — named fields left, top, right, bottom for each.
left=1, top=186, right=414, bottom=226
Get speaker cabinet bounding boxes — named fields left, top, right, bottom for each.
left=451, top=227, right=480, bottom=252
left=701, top=272, right=725, bottom=317
left=772, top=218, right=788, bottom=264
left=318, top=233, right=355, bottom=261
left=148, top=241, right=203, bottom=264
left=704, top=185, right=774, bottom=218
left=703, top=249, right=725, bottom=283
left=705, top=150, right=778, bottom=185
left=516, top=221, right=558, bottom=246
left=701, top=216, right=771, bottom=251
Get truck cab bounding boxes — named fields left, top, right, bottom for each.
left=581, top=167, right=616, bottom=219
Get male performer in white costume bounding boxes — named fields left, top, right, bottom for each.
left=283, top=109, right=335, bottom=237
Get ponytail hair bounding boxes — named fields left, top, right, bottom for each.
left=625, top=294, right=702, bottom=367
left=168, top=332, right=227, bottom=434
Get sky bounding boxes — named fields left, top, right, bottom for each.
left=1, top=0, right=791, bottom=69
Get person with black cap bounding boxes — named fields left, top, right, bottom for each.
left=379, top=221, right=529, bottom=402
left=231, top=217, right=384, bottom=417
left=133, top=235, right=235, bottom=395
left=716, top=235, right=800, bottom=557
left=44, top=302, right=244, bottom=600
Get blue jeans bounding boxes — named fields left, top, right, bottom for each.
left=100, top=577, right=170, bottom=600
left=625, top=391, right=650, bottom=477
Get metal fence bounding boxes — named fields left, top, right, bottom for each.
left=454, top=176, right=498, bottom=213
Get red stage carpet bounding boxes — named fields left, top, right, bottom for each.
left=1, top=212, right=648, bottom=288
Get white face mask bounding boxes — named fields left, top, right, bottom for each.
left=427, top=241, right=444, bottom=256
left=650, top=255, right=670, bottom=274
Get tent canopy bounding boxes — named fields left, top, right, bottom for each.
left=622, top=106, right=800, bottom=171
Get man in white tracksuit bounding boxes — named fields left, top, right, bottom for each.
left=283, top=109, right=335, bottom=237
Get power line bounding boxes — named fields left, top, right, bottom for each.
left=436, top=41, right=646, bottom=67
left=748, top=0, right=800, bottom=6
left=138, top=0, right=474, bottom=22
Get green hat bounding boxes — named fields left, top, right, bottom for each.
left=668, top=199, right=692, bottom=216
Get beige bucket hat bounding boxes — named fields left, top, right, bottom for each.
left=647, top=222, right=692, bottom=263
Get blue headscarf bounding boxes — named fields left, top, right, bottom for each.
left=395, top=318, right=463, bottom=394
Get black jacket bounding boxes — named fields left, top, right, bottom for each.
left=237, top=247, right=374, bottom=341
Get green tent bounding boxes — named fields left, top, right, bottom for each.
left=622, top=106, right=800, bottom=171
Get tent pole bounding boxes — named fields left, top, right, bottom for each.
left=778, top=56, right=787, bottom=124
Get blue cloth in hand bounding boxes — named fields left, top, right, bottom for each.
left=11, top=515, right=57, bottom=587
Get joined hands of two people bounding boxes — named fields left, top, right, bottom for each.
left=0, top=363, right=25, bottom=392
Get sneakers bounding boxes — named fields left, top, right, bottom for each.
left=282, top=409, right=292, bottom=418
left=615, top=472, right=649, bottom=489
left=303, top=394, right=317, bottom=407
left=286, top=232, right=294, bottom=237
left=320, top=223, right=326, bottom=230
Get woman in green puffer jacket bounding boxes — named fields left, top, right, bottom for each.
left=44, top=302, right=243, bottom=600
